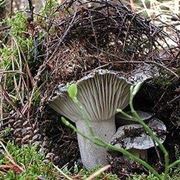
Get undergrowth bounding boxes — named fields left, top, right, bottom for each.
left=1, top=142, right=177, bottom=179
left=0, top=0, right=179, bottom=179
left=0, top=142, right=119, bottom=179
left=0, top=143, right=58, bottom=179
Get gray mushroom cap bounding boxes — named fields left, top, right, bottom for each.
left=49, top=69, right=131, bottom=123
left=110, top=118, right=166, bottom=150
left=49, top=69, right=132, bottom=169
left=128, top=63, right=159, bottom=83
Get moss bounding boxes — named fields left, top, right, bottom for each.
left=0, top=142, right=58, bottom=179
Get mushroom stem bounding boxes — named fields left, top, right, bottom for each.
left=76, top=117, right=116, bottom=169
left=128, top=149, right=148, bottom=161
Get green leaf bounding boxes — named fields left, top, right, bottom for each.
left=67, top=83, right=78, bottom=101
left=61, top=117, right=71, bottom=127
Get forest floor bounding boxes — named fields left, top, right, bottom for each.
left=0, top=0, right=179, bottom=179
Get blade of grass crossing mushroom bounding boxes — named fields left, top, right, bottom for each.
left=129, top=83, right=170, bottom=180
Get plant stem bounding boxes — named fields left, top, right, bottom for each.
left=95, top=138, right=162, bottom=179
left=129, top=86, right=169, bottom=180
left=168, top=160, right=180, bottom=169
left=61, top=117, right=162, bottom=180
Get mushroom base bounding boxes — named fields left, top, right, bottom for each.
left=128, top=149, right=148, bottom=161
left=76, top=118, right=116, bottom=169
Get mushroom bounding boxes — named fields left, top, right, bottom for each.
left=110, top=118, right=166, bottom=160
left=49, top=69, right=131, bottom=169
